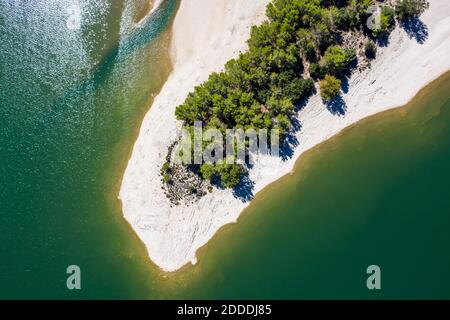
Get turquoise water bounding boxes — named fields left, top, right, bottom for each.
left=1, top=0, right=450, bottom=299
left=0, top=0, right=178, bottom=299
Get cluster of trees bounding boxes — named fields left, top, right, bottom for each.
left=367, top=0, right=429, bottom=36
left=170, top=0, right=429, bottom=189
left=320, top=75, right=342, bottom=102
left=368, top=5, right=396, bottom=36
left=199, top=163, right=245, bottom=189
left=395, top=0, right=430, bottom=20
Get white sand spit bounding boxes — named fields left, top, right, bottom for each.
left=120, top=0, right=450, bottom=272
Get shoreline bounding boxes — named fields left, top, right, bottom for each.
left=181, top=70, right=450, bottom=284
left=135, top=0, right=166, bottom=28
left=120, top=0, right=450, bottom=272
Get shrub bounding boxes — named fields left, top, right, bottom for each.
left=309, top=63, right=327, bottom=79
left=323, top=46, right=356, bottom=75
left=395, top=0, right=429, bottom=20
left=320, top=75, right=342, bottom=101
left=365, top=40, right=377, bottom=59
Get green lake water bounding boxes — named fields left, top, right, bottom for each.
left=161, top=72, right=450, bottom=300
left=0, top=0, right=178, bottom=299
left=1, top=1, right=450, bottom=299
left=151, top=72, right=450, bottom=300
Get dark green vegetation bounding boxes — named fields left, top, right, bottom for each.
left=320, top=75, right=342, bottom=101
left=364, top=40, right=377, bottom=59
left=395, top=0, right=430, bottom=20
left=168, top=0, right=429, bottom=190
left=371, top=5, right=396, bottom=36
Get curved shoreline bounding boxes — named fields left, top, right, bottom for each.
left=120, top=0, right=450, bottom=272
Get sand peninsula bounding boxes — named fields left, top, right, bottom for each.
left=120, top=0, right=450, bottom=272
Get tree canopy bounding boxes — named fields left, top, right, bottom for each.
left=320, top=75, right=342, bottom=101
left=395, top=0, right=430, bottom=20
left=167, top=0, right=416, bottom=190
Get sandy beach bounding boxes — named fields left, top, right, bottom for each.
left=120, top=0, right=450, bottom=272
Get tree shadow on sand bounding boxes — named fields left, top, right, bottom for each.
left=277, top=94, right=312, bottom=161
left=279, top=116, right=302, bottom=161
left=232, top=171, right=255, bottom=202
left=400, top=16, right=429, bottom=44
left=376, top=32, right=391, bottom=48
left=232, top=116, right=303, bottom=202
left=326, top=95, right=347, bottom=116
left=341, top=75, right=350, bottom=94
left=232, top=105, right=306, bottom=202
